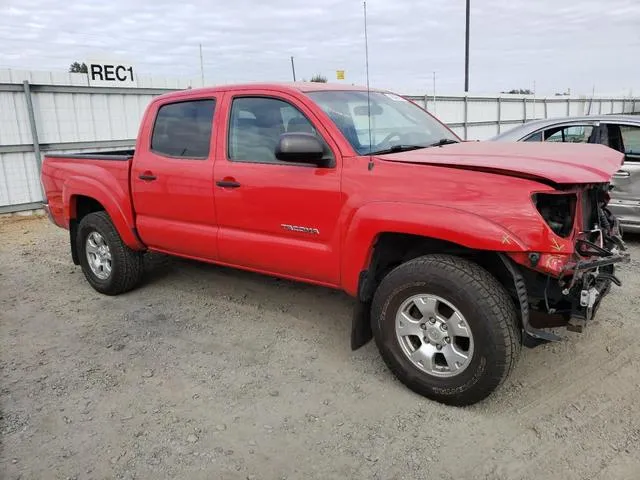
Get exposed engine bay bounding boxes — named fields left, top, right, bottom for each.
left=505, top=183, right=630, bottom=342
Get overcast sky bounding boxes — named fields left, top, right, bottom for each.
left=1, top=0, right=639, bottom=95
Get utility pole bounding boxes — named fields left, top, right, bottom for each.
left=432, top=71, right=437, bottom=113
left=199, top=43, right=204, bottom=87
left=533, top=80, right=536, bottom=118
left=587, top=84, right=595, bottom=115
left=290, top=56, right=297, bottom=82
left=464, top=0, right=470, bottom=92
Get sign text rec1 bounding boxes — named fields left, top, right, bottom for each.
left=87, top=62, right=135, bottom=87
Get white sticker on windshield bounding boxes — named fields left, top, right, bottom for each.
left=382, top=93, right=407, bottom=102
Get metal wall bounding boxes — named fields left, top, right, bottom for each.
left=1, top=68, right=639, bottom=213
left=0, top=69, right=199, bottom=213
left=408, top=95, right=639, bottom=141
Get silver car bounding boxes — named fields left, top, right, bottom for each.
left=492, top=115, right=640, bottom=233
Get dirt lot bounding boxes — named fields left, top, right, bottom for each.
left=1, top=215, right=639, bottom=480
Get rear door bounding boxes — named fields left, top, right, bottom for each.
left=602, top=123, right=640, bottom=203
left=131, top=97, right=220, bottom=259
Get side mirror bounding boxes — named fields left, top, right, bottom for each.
left=275, top=133, right=325, bottom=165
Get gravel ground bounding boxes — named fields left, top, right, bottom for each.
left=1, top=215, right=639, bottom=480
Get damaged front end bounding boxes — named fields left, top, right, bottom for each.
left=504, top=184, right=630, bottom=342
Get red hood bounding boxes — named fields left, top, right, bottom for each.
left=380, top=141, right=624, bottom=184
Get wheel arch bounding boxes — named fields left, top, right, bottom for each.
left=341, top=202, right=527, bottom=298
left=69, top=195, right=106, bottom=265
left=351, top=231, right=522, bottom=351
left=63, top=176, right=145, bottom=257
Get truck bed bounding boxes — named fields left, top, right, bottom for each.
left=41, top=151, right=135, bottom=234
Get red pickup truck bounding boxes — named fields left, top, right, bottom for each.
left=41, top=82, right=629, bottom=406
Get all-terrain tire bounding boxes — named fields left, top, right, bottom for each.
left=76, top=211, right=144, bottom=295
left=371, top=254, right=521, bottom=406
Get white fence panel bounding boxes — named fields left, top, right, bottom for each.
left=546, top=101, right=569, bottom=118
left=0, top=91, right=31, bottom=145
left=428, top=100, right=461, bottom=124
left=500, top=100, right=524, bottom=122
left=1, top=68, right=639, bottom=212
left=0, top=152, right=39, bottom=206
left=568, top=100, right=584, bottom=116
left=468, top=124, right=500, bottom=140
left=467, top=100, right=495, bottom=123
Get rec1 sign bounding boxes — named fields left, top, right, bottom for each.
left=87, top=62, right=135, bottom=87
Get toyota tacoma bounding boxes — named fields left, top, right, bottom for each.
left=41, top=83, right=629, bottom=406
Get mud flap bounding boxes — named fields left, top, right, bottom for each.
left=351, top=270, right=375, bottom=350
left=351, top=300, right=373, bottom=350
left=70, top=220, right=80, bottom=265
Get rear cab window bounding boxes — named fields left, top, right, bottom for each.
left=151, top=99, right=216, bottom=159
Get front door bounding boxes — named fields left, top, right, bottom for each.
left=213, top=92, right=343, bottom=285
left=131, top=97, right=220, bottom=259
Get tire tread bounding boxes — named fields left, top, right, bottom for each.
left=77, top=211, right=143, bottom=295
left=371, top=254, right=521, bottom=406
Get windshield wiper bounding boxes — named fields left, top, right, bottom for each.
left=427, top=138, right=460, bottom=147
left=368, top=144, right=427, bottom=155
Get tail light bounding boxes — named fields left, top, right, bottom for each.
left=533, top=193, right=577, bottom=238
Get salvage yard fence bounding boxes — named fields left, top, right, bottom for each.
left=1, top=68, right=638, bottom=214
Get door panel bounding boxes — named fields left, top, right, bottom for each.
left=607, top=124, right=640, bottom=202
left=213, top=93, right=343, bottom=285
left=131, top=98, right=220, bottom=259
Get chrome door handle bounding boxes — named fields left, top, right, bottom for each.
left=613, top=170, right=630, bottom=178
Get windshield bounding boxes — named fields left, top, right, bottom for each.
left=306, top=90, right=458, bottom=155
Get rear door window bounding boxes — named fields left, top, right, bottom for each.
left=151, top=99, right=216, bottom=159
left=619, top=125, right=640, bottom=159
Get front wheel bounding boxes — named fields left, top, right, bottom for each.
left=371, top=254, right=521, bottom=406
left=76, top=211, right=144, bottom=295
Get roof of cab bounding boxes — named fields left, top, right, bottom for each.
left=155, top=82, right=384, bottom=102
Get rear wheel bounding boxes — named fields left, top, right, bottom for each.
left=76, top=212, right=144, bottom=295
left=371, top=254, right=521, bottom=406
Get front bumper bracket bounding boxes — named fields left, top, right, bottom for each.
left=499, top=254, right=563, bottom=343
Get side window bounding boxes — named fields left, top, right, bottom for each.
left=151, top=99, right=215, bottom=159
left=523, top=131, right=542, bottom=142
left=228, top=97, right=328, bottom=164
left=544, top=125, right=594, bottom=143
left=619, top=125, right=640, bottom=157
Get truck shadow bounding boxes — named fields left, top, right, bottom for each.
left=135, top=244, right=638, bottom=412
left=141, top=251, right=356, bottom=349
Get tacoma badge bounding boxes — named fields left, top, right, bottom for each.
left=281, top=224, right=320, bottom=235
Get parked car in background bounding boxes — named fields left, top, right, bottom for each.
left=492, top=115, right=640, bottom=233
